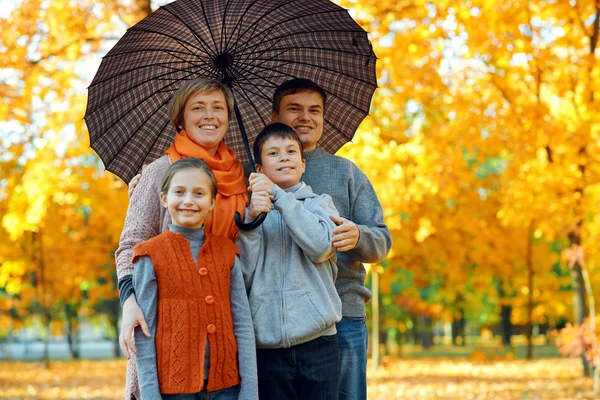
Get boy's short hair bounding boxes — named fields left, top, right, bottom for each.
left=253, top=123, right=304, bottom=165
left=272, top=78, right=327, bottom=114
left=168, top=78, right=235, bottom=129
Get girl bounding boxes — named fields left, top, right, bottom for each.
left=132, top=158, right=257, bottom=400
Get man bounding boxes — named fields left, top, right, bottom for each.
left=271, top=79, right=391, bottom=400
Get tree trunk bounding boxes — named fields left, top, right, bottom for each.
left=42, top=309, right=51, bottom=369
left=569, top=230, right=591, bottom=376
left=419, top=316, right=434, bottom=350
left=500, top=304, right=512, bottom=347
left=525, top=222, right=535, bottom=360
left=451, top=311, right=466, bottom=346
left=65, top=302, right=80, bottom=359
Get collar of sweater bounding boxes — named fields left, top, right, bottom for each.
left=303, top=147, right=328, bottom=161
left=168, top=224, right=205, bottom=242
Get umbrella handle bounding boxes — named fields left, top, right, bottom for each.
left=234, top=211, right=267, bottom=230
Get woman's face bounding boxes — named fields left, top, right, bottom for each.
left=182, top=90, right=229, bottom=155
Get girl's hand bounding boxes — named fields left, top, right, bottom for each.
left=248, top=190, right=272, bottom=219
left=248, top=172, right=275, bottom=195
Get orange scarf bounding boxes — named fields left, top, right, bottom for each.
left=165, top=130, right=247, bottom=239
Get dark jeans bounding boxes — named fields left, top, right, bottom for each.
left=161, top=383, right=240, bottom=400
left=337, top=316, right=368, bottom=400
left=257, top=334, right=340, bottom=400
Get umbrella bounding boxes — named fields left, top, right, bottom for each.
left=85, top=0, right=376, bottom=180
left=84, top=0, right=377, bottom=229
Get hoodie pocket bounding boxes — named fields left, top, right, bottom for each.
left=249, top=295, right=282, bottom=348
left=285, top=292, right=331, bottom=344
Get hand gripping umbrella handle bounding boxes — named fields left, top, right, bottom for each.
left=235, top=211, right=267, bottom=231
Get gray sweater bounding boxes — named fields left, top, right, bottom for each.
left=133, top=225, right=258, bottom=400
left=237, top=182, right=342, bottom=348
left=302, top=148, right=392, bottom=317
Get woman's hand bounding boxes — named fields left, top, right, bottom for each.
left=248, top=172, right=275, bottom=195
left=119, top=295, right=150, bottom=359
left=128, top=174, right=142, bottom=198
left=248, top=190, right=272, bottom=220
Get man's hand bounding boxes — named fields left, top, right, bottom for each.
left=248, top=172, right=275, bottom=195
left=248, top=190, right=272, bottom=219
left=128, top=174, right=141, bottom=198
left=330, top=215, right=360, bottom=252
left=119, top=294, right=150, bottom=359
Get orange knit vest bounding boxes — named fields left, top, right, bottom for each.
left=132, top=230, right=241, bottom=394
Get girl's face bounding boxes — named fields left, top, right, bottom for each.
left=182, top=90, right=229, bottom=156
left=160, top=168, right=216, bottom=229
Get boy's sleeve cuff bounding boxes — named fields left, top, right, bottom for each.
left=271, top=185, right=286, bottom=202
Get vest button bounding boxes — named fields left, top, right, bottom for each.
left=207, top=324, right=216, bottom=334
left=205, top=295, right=215, bottom=305
left=198, top=268, right=208, bottom=276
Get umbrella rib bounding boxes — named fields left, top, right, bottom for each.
left=233, top=60, right=373, bottom=115
left=103, top=111, right=173, bottom=171
left=233, top=85, right=271, bottom=126
left=160, top=6, right=218, bottom=59
left=233, top=25, right=276, bottom=61
left=220, top=0, right=233, bottom=53
left=126, top=24, right=216, bottom=60
left=234, top=7, right=354, bottom=51
left=324, top=118, right=353, bottom=141
left=88, top=56, right=212, bottom=89
left=251, top=57, right=376, bottom=88
left=235, top=77, right=278, bottom=103
left=89, top=71, right=195, bottom=145
left=87, top=60, right=209, bottom=113
left=236, top=45, right=288, bottom=75
left=196, top=0, right=220, bottom=55
left=225, top=0, right=283, bottom=54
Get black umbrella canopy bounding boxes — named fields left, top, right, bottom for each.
left=85, top=0, right=377, bottom=183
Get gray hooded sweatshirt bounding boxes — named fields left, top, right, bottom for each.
left=237, top=182, right=342, bottom=349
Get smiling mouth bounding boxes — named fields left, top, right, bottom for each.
left=178, top=209, right=198, bottom=213
left=199, top=125, right=218, bottom=130
left=294, top=126, right=313, bottom=132
left=278, top=167, right=295, bottom=171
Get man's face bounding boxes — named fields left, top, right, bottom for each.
left=272, top=90, right=324, bottom=152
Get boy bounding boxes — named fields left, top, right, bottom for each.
left=237, top=123, right=342, bottom=400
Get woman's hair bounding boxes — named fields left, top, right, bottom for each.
left=253, top=123, right=304, bottom=165
left=160, top=158, right=218, bottom=199
left=168, top=78, right=235, bottom=129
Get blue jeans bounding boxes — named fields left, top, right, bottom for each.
left=337, top=316, right=368, bottom=400
left=257, top=334, right=340, bottom=400
left=161, top=384, right=240, bottom=400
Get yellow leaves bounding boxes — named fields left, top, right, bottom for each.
left=415, top=217, right=435, bottom=243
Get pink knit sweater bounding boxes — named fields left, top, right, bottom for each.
left=116, top=155, right=171, bottom=280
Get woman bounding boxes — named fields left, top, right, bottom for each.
left=115, top=78, right=251, bottom=400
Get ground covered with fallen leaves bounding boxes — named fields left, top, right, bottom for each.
left=0, top=357, right=594, bottom=399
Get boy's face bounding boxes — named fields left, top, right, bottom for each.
left=256, top=137, right=306, bottom=189
left=271, top=90, right=324, bottom=152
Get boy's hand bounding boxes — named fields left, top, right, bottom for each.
left=330, top=215, right=360, bottom=252
left=249, top=190, right=272, bottom=219
left=128, top=174, right=142, bottom=198
left=248, top=172, right=276, bottom=195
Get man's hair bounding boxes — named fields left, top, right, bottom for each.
left=160, top=157, right=218, bottom=199
left=272, top=78, right=327, bottom=114
left=253, top=123, right=304, bottom=166
left=168, top=78, right=235, bottom=129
